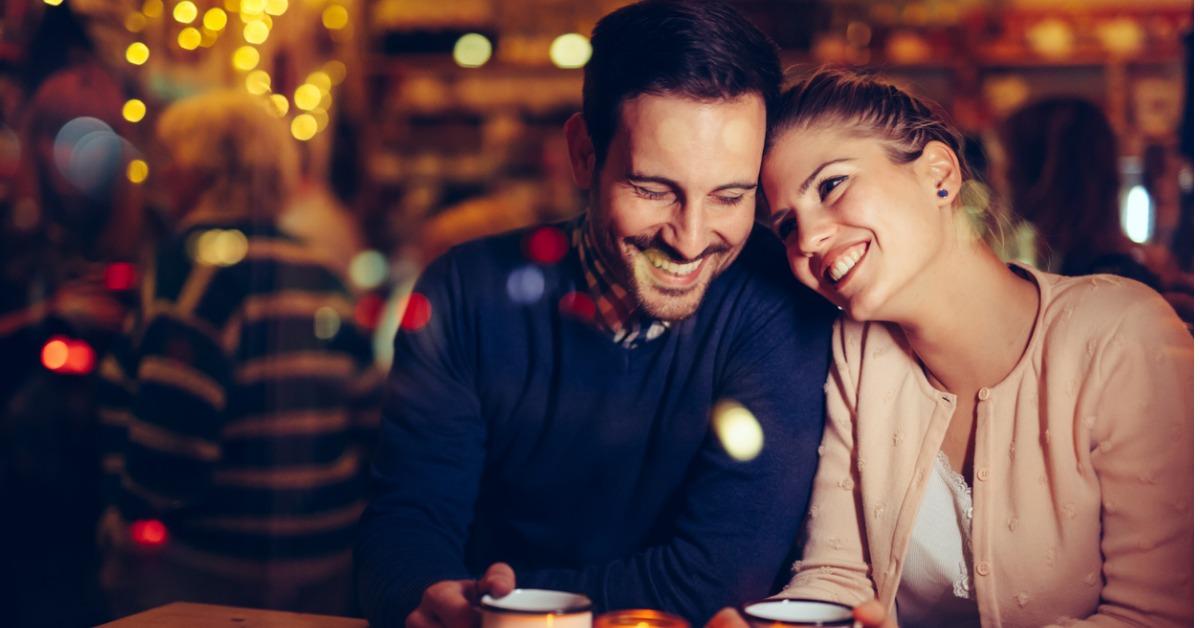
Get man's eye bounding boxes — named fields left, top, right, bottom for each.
left=817, top=175, right=848, bottom=201
left=774, top=216, right=797, bottom=242
left=633, top=186, right=670, bottom=201
left=714, top=194, right=746, bottom=206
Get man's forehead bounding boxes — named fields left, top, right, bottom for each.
left=615, top=92, right=767, bottom=166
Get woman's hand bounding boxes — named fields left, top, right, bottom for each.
left=852, top=600, right=898, bottom=628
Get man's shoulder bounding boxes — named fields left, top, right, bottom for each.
left=435, top=221, right=574, bottom=275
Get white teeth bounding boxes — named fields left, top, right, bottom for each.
left=828, top=246, right=865, bottom=283
left=644, top=248, right=702, bottom=276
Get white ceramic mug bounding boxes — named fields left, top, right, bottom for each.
left=479, top=589, right=593, bottom=628
left=741, top=598, right=855, bottom=627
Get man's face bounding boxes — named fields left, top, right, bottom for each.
left=579, top=93, right=765, bottom=321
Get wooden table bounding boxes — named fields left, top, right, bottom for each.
left=98, top=602, right=369, bottom=627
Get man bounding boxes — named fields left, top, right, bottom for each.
left=356, top=2, right=835, bottom=625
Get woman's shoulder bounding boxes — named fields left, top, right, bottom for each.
left=831, top=316, right=913, bottom=370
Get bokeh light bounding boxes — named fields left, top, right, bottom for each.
left=506, top=266, right=545, bottom=304
left=290, top=114, right=317, bottom=141
left=203, top=7, right=228, bottom=31
left=243, top=20, right=270, bottom=44
left=324, top=60, right=347, bottom=85
left=105, top=262, right=138, bottom=291
left=130, top=519, right=168, bottom=547
left=311, top=109, right=330, bottom=132
left=55, top=118, right=123, bottom=198
left=399, top=292, right=432, bottom=332
left=44, top=0, right=64, bottom=5
left=549, top=33, right=591, bottom=69
left=122, top=99, right=147, bottom=123
left=240, top=0, right=265, bottom=15
left=41, top=339, right=69, bottom=371
left=178, top=27, right=203, bottom=50
left=245, top=70, right=271, bottom=95
left=173, top=1, right=198, bottom=23
left=453, top=33, right=492, bottom=68
left=125, top=13, right=148, bottom=32
left=322, top=4, right=349, bottom=30
left=41, top=337, right=95, bottom=375
left=524, top=226, right=568, bottom=265
left=356, top=293, right=386, bottom=329
left=126, top=42, right=151, bottom=66
left=265, top=0, right=287, bottom=15
left=558, top=291, right=596, bottom=321
left=712, top=399, right=764, bottom=462
left=1122, top=185, right=1153, bottom=244
left=293, top=84, right=321, bottom=111
left=127, top=159, right=150, bottom=184
left=314, top=306, right=341, bottom=340
left=349, top=250, right=389, bottom=290
left=306, top=71, right=332, bottom=93
left=194, top=229, right=249, bottom=266
left=232, top=45, right=260, bottom=71
left=267, top=93, right=289, bottom=117
left=142, top=0, right=164, bottom=18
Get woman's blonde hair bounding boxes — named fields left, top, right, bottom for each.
left=768, top=67, right=1015, bottom=252
left=156, top=90, right=299, bottom=218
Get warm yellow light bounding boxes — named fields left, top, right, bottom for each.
left=264, top=0, right=287, bottom=17
left=306, top=71, right=332, bottom=93
left=291, top=114, right=318, bottom=141
left=245, top=70, right=271, bottom=95
left=196, top=229, right=248, bottom=266
left=44, top=0, right=64, bottom=6
left=549, top=33, right=591, bottom=69
left=293, top=84, right=321, bottom=111
left=312, top=108, right=330, bottom=132
left=452, top=33, right=492, bottom=68
left=178, top=27, right=202, bottom=50
left=240, top=0, right=265, bottom=15
left=173, top=1, right=198, bottom=23
left=321, top=4, right=349, bottom=30
left=203, top=8, right=228, bottom=30
left=224, top=0, right=240, bottom=12
left=125, top=13, right=148, bottom=33
left=243, top=20, right=269, bottom=44
left=122, top=99, right=147, bottom=123
left=142, top=0, right=163, bottom=18
left=711, top=399, right=764, bottom=462
left=324, top=60, right=347, bottom=85
left=126, top=42, right=150, bottom=66
left=127, top=159, right=150, bottom=184
left=232, top=45, right=259, bottom=70
left=200, top=29, right=219, bottom=48
left=268, top=94, right=289, bottom=117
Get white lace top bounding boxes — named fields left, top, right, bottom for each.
left=896, top=451, right=981, bottom=627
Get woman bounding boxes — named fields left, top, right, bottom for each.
left=715, top=69, right=1192, bottom=626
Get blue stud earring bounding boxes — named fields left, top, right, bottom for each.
left=936, top=188, right=949, bottom=198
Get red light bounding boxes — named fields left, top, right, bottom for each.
left=524, top=226, right=569, bottom=265
left=399, top=292, right=432, bottom=331
left=558, top=291, right=595, bottom=321
left=130, top=519, right=168, bottom=547
left=355, top=293, right=385, bottom=330
left=41, top=338, right=70, bottom=370
left=104, top=262, right=138, bottom=291
left=41, top=336, right=96, bottom=374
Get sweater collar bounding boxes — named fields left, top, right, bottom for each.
left=572, top=216, right=670, bottom=349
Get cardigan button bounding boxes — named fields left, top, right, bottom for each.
left=977, top=387, right=991, bottom=401
left=976, top=468, right=990, bottom=482
left=976, top=561, right=992, bottom=576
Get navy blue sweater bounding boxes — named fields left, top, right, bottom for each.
left=357, top=223, right=834, bottom=626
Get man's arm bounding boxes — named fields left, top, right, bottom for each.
left=356, top=253, right=486, bottom=626
left=516, top=286, right=834, bottom=624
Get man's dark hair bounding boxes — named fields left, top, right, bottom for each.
left=583, top=0, right=782, bottom=167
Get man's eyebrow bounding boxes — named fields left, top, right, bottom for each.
left=626, top=172, right=680, bottom=188
left=712, top=182, right=758, bottom=193
left=798, top=158, right=853, bottom=195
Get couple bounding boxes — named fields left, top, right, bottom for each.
left=357, top=1, right=1193, bottom=627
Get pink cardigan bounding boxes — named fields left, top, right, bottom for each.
left=780, top=267, right=1193, bottom=626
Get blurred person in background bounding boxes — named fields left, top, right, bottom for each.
left=0, top=4, right=141, bottom=624
left=998, top=99, right=1166, bottom=287
left=96, top=90, right=382, bottom=618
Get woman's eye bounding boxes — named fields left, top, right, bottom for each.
left=817, top=175, right=848, bottom=201
left=774, top=216, right=797, bottom=242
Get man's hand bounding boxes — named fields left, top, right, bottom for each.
left=406, top=563, right=516, bottom=628
left=704, top=607, right=748, bottom=628
left=852, top=600, right=898, bottom=628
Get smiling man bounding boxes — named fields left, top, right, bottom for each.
left=356, top=2, right=836, bottom=626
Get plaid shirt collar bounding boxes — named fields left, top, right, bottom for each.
left=572, top=217, right=670, bottom=349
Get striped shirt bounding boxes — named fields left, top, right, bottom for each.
left=98, top=216, right=382, bottom=575
left=572, top=217, right=669, bottom=348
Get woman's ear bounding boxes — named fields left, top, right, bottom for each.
left=564, top=112, right=596, bottom=189
left=920, top=140, right=963, bottom=206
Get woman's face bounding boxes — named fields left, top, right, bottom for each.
left=761, top=125, right=950, bottom=322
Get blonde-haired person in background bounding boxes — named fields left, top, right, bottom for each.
left=97, top=90, right=382, bottom=618
left=708, top=68, right=1192, bottom=627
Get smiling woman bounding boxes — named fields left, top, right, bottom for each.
left=744, top=67, right=1194, bottom=628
